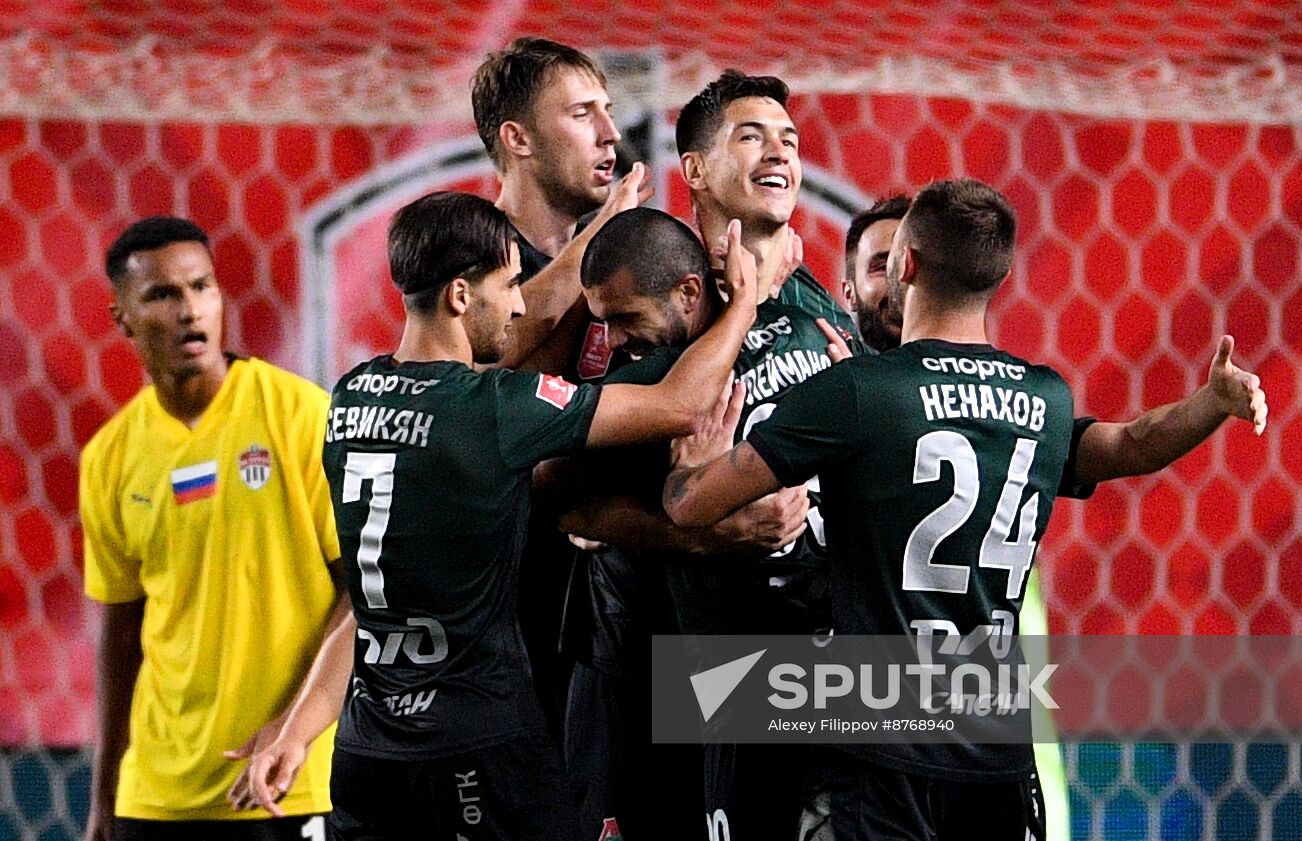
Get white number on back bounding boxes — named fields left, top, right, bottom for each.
left=341, top=451, right=397, bottom=609
left=902, top=431, right=1040, bottom=599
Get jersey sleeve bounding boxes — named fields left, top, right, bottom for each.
left=295, top=383, right=341, bottom=564
left=492, top=369, right=603, bottom=469
left=746, top=359, right=865, bottom=487
left=80, top=440, right=143, bottom=603
left=1057, top=415, right=1098, bottom=500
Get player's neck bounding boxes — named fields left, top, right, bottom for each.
left=696, top=208, right=790, bottom=301
left=394, top=317, right=472, bottom=367
left=151, top=357, right=228, bottom=428
left=900, top=291, right=990, bottom=346
left=687, top=292, right=724, bottom=342
left=496, top=174, right=579, bottom=258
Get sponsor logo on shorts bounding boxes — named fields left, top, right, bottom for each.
left=238, top=443, right=272, bottom=490
left=536, top=374, right=578, bottom=410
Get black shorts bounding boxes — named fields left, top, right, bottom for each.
left=565, top=661, right=704, bottom=840
left=327, top=738, right=577, bottom=841
left=802, top=749, right=1046, bottom=841
left=114, top=815, right=327, bottom=841
left=703, top=743, right=811, bottom=841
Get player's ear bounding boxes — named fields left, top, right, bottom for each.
left=680, top=152, right=707, bottom=191
left=446, top=277, right=472, bottom=316
left=676, top=272, right=705, bottom=312
left=108, top=298, right=132, bottom=339
left=499, top=121, right=531, bottom=161
left=899, top=247, right=919, bottom=286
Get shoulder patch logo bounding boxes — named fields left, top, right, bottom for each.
left=597, top=818, right=623, bottom=841
left=576, top=321, right=613, bottom=380
left=238, top=444, right=272, bottom=490
left=536, top=374, right=578, bottom=410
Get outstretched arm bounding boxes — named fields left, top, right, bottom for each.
left=1073, top=335, right=1268, bottom=486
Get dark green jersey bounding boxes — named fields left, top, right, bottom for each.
left=777, top=264, right=857, bottom=339
left=607, top=298, right=852, bottom=635
left=323, top=357, right=600, bottom=759
left=748, top=340, right=1074, bottom=780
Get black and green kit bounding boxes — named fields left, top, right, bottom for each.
left=322, top=357, right=601, bottom=759
left=748, top=339, right=1075, bottom=781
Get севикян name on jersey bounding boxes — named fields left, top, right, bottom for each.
left=325, top=373, right=443, bottom=448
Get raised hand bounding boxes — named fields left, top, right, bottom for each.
left=1207, top=334, right=1268, bottom=434
left=594, top=161, right=654, bottom=224
left=717, top=218, right=759, bottom=306
left=670, top=376, right=745, bottom=470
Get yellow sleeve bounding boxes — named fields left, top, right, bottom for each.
left=288, top=376, right=340, bottom=565
left=80, top=436, right=144, bottom=603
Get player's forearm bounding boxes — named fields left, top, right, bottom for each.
left=277, top=609, right=356, bottom=749
left=652, top=293, right=756, bottom=429
left=664, top=442, right=782, bottom=529
left=559, top=495, right=719, bottom=554
left=91, top=599, right=145, bottom=816
left=498, top=231, right=594, bottom=368
left=1074, top=385, right=1227, bottom=484
left=513, top=299, right=588, bottom=374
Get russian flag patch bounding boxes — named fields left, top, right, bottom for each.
left=171, top=461, right=218, bottom=505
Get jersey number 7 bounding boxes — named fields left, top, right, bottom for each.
left=341, top=451, right=397, bottom=609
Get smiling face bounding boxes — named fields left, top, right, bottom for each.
left=526, top=67, right=621, bottom=217
left=111, top=241, right=226, bottom=383
left=583, top=268, right=694, bottom=356
left=849, top=217, right=904, bottom=351
left=687, top=96, right=801, bottom=231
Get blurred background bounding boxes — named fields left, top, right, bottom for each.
left=0, top=1, right=1299, bottom=838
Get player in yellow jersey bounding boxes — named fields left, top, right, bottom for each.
left=80, top=217, right=347, bottom=841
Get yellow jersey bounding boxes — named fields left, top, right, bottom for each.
left=80, top=357, right=340, bottom=821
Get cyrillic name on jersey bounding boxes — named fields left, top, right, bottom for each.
left=741, top=349, right=831, bottom=405
left=918, top=383, right=1047, bottom=432
left=325, top=405, right=435, bottom=447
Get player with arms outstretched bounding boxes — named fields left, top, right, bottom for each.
left=664, top=180, right=1092, bottom=839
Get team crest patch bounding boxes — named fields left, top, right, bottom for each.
left=535, top=374, right=578, bottom=410
left=576, top=321, right=613, bottom=380
left=238, top=444, right=272, bottom=490
left=596, top=818, right=623, bottom=841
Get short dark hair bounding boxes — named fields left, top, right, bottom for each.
left=388, top=192, right=516, bottom=313
left=105, top=216, right=210, bottom=289
left=845, top=195, right=912, bottom=268
left=902, top=179, right=1016, bottom=297
left=580, top=207, right=709, bottom=297
left=675, top=69, right=790, bottom=156
left=472, top=38, right=607, bottom=169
